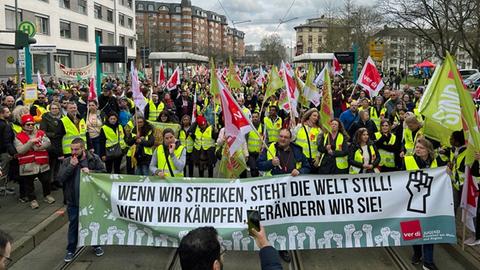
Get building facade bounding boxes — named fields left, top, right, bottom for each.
left=294, top=18, right=329, bottom=55
left=0, top=0, right=136, bottom=78
left=374, top=26, right=473, bottom=72
left=135, top=0, right=245, bottom=61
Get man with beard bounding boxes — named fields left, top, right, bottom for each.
left=0, top=106, right=16, bottom=195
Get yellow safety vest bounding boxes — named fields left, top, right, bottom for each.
left=193, top=126, right=215, bottom=150
left=264, top=116, right=282, bottom=143
left=129, top=130, right=154, bottom=156
left=296, top=125, right=320, bottom=159
left=61, top=116, right=87, bottom=155
left=451, top=149, right=467, bottom=190
left=369, top=106, right=385, bottom=130
left=374, top=132, right=396, bottom=168
left=148, top=100, right=165, bottom=122
left=349, top=144, right=376, bottom=174
left=266, top=142, right=301, bottom=175
left=403, top=127, right=423, bottom=156
left=12, top=123, right=22, bottom=134
left=404, top=155, right=438, bottom=170
left=322, top=133, right=349, bottom=170
left=102, top=125, right=127, bottom=149
left=247, top=124, right=263, bottom=153
left=179, top=129, right=194, bottom=153
left=156, top=145, right=185, bottom=177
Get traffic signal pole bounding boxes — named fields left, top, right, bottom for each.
left=96, top=35, right=102, bottom=96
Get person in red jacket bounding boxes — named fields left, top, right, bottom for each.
left=14, top=114, right=55, bottom=209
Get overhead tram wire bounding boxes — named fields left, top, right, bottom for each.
left=274, top=0, right=297, bottom=33
left=217, top=0, right=236, bottom=27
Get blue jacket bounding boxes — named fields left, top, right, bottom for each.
left=260, top=246, right=283, bottom=270
left=339, top=109, right=359, bottom=131
left=257, top=142, right=311, bottom=175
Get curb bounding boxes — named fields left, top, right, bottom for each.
left=10, top=207, right=68, bottom=262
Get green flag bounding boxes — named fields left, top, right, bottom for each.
left=265, top=65, right=284, bottom=101
left=319, top=65, right=333, bottom=133
left=419, top=54, right=462, bottom=146
left=445, top=53, right=480, bottom=164
left=76, top=73, right=82, bottom=82
left=218, top=145, right=247, bottom=178
left=227, top=57, right=242, bottom=89
left=303, top=62, right=321, bottom=107
left=209, top=58, right=220, bottom=107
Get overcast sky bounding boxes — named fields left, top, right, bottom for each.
left=154, top=0, right=375, bottom=47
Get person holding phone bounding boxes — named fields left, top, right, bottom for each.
left=149, top=128, right=186, bottom=178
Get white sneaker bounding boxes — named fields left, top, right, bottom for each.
left=464, top=236, right=476, bottom=245
left=466, top=239, right=480, bottom=246
left=43, top=195, right=55, bottom=204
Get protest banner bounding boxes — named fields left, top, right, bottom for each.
left=23, top=84, right=38, bottom=105
left=79, top=167, right=456, bottom=251
left=54, top=62, right=96, bottom=80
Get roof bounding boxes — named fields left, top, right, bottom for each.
left=148, top=52, right=209, bottom=62
left=293, top=53, right=335, bottom=62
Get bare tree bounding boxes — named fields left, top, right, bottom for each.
left=259, top=34, right=287, bottom=65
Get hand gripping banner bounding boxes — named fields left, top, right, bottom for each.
left=79, top=167, right=456, bottom=250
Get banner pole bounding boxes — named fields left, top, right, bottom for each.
left=462, top=208, right=467, bottom=250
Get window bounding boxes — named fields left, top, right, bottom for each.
left=137, top=4, right=144, bottom=10
left=107, top=9, right=113, bottom=22
left=119, top=35, right=125, bottom=46
left=60, top=20, right=71, bottom=38
left=175, top=7, right=181, bottom=13
left=128, top=38, right=134, bottom=49
left=78, top=25, right=88, bottom=41
left=119, top=14, right=125, bottom=26
left=127, top=17, right=133, bottom=29
left=94, top=4, right=102, bottom=19
left=147, top=4, right=154, bottom=11
left=60, top=0, right=70, bottom=9
left=78, top=0, right=87, bottom=14
left=35, top=15, right=49, bottom=35
left=107, top=32, right=114, bottom=45
left=95, top=29, right=102, bottom=43
left=5, top=7, right=22, bottom=30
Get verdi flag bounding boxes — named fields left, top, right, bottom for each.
left=295, top=74, right=308, bottom=108
left=303, top=62, right=321, bottom=107
left=319, top=64, right=333, bottom=133
left=218, top=144, right=248, bottom=178
left=227, top=57, right=242, bottom=89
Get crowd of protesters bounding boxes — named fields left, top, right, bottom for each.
left=0, top=66, right=480, bottom=269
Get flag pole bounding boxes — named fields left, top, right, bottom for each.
left=462, top=208, right=467, bottom=250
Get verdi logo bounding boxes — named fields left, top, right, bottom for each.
left=400, top=220, right=423, bottom=241
left=432, top=84, right=461, bottom=126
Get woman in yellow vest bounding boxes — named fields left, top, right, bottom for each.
left=191, top=115, right=217, bottom=178
left=401, top=115, right=423, bottom=157
left=99, top=112, right=126, bottom=174
left=348, top=128, right=380, bottom=174
left=178, top=114, right=194, bottom=177
left=402, top=137, right=438, bottom=269
left=374, top=120, right=400, bottom=172
left=317, top=119, right=350, bottom=174
left=150, top=128, right=186, bottom=178
left=294, top=108, right=321, bottom=173
left=124, top=116, right=155, bottom=176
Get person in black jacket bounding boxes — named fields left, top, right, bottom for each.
left=348, top=109, right=377, bottom=142
left=174, top=89, right=193, bottom=120
left=57, top=138, right=106, bottom=262
left=40, top=102, right=64, bottom=189
left=0, top=105, right=16, bottom=195
left=98, top=85, right=118, bottom=116
left=177, top=226, right=283, bottom=270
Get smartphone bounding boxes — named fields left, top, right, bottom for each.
left=247, top=210, right=260, bottom=236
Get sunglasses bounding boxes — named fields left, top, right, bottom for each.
left=24, top=123, right=35, bottom=126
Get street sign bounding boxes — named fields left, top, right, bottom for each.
left=334, top=52, right=355, bottom=64
left=98, top=46, right=127, bottom=63
left=18, top=21, right=36, bottom=38
left=18, top=50, right=25, bottom=61
left=369, top=40, right=384, bottom=62
left=6, top=56, right=15, bottom=65
left=30, top=44, right=57, bottom=53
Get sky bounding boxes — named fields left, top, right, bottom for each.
left=154, top=0, right=375, bottom=48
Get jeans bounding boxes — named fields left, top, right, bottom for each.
left=90, top=136, right=102, bottom=157
left=136, top=164, right=150, bottom=176
left=413, top=244, right=434, bottom=264
left=67, top=205, right=79, bottom=253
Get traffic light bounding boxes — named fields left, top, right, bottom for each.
left=15, top=30, right=36, bottom=49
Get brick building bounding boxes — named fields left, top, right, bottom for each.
left=136, top=0, right=245, bottom=60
